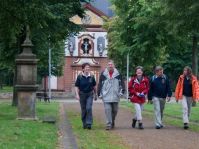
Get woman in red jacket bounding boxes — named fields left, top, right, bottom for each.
left=128, top=66, right=149, bottom=129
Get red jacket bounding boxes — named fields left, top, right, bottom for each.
left=128, top=76, right=149, bottom=104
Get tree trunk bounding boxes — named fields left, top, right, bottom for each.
left=12, top=66, right=18, bottom=106
left=192, top=35, right=198, bottom=76
left=0, top=81, right=2, bottom=89
left=192, top=35, right=198, bottom=107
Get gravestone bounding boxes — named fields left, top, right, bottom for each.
left=15, top=26, right=38, bottom=120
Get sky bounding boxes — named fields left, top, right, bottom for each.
left=90, top=0, right=114, bottom=17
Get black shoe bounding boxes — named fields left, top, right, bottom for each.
left=87, top=125, right=92, bottom=130
left=83, top=125, right=87, bottom=129
left=111, top=122, right=115, bottom=128
left=184, top=123, right=189, bottom=129
left=138, top=123, right=144, bottom=129
left=160, top=125, right=164, bottom=128
left=155, top=126, right=161, bottom=129
left=132, top=119, right=137, bottom=128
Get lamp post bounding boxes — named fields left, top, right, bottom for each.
left=48, top=46, right=52, bottom=100
left=126, top=49, right=130, bottom=102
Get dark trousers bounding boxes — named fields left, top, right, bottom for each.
left=79, top=91, right=93, bottom=127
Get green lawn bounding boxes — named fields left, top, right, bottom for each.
left=66, top=111, right=130, bottom=149
left=0, top=101, right=59, bottom=149
left=120, top=101, right=199, bottom=131
left=0, top=86, right=13, bottom=93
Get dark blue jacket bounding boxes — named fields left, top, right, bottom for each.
left=148, top=74, right=172, bottom=100
left=75, top=73, right=96, bottom=93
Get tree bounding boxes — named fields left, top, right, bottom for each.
left=106, top=0, right=199, bottom=78
left=163, top=37, right=192, bottom=89
left=162, top=0, right=199, bottom=76
left=161, top=0, right=199, bottom=106
left=0, top=0, right=85, bottom=75
left=0, top=0, right=87, bottom=105
left=106, top=0, right=169, bottom=76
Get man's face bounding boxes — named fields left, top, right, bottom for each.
left=107, top=62, right=114, bottom=72
left=83, top=65, right=90, bottom=74
left=156, top=69, right=163, bottom=76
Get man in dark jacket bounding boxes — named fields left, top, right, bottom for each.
left=98, top=60, right=125, bottom=130
left=148, top=66, right=172, bottom=129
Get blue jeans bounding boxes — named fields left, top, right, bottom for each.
left=79, top=92, right=93, bottom=127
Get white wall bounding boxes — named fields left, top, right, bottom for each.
left=65, top=31, right=108, bottom=57
left=50, top=76, right=57, bottom=90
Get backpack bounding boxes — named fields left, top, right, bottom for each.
left=151, top=74, right=167, bottom=82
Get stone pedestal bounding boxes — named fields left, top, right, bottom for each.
left=17, top=91, right=36, bottom=119
left=15, top=26, right=38, bottom=120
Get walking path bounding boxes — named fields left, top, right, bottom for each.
left=58, top=103, right=78, bottom=149
left=60, top=100, right=199, bottom=149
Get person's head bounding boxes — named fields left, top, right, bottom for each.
left=183, top=66, right=192, bottom=77
left=107, top=60, right=115, bottom=72
left=82, top=63, right=90, bottom=74
left=155, top=66, right=163, bottom=76
left=135, top=66, right=144, bottom=77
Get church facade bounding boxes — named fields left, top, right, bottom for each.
left=50, top=3, right=111, bottom=93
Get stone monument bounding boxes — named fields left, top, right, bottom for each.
left=15, top=25, right=38, bottom=120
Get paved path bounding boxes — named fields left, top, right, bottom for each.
left=58, top=103, right=78, bottom=149
left=63, top=101, right=199, bottom=149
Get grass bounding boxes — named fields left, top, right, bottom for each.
left=0, top=101, right=59, bottom=149
left=120, top=101, right=199, bottom=131
left=0, top=86, right=13, bottom=93
left=66, top=111, right=130, bottom=149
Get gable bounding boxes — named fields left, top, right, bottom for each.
left=70, top=10, right=105, bottom=26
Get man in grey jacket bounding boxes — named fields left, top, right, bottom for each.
left=98, top=61, right=125, bottom=130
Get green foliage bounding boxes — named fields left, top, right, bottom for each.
left=0, top=65, right=13, bottom=86
left=106, top=0, right=169, bottom=76
left=162, top=0, right=199, bottom=76
left=0, top=86, right=13, bottom=93
left=162, top=0, right=199, bottom=36
left=106, top=0, right=199, bottom=83
left=163, top=37, right=192, bottom=89
left=0, top=0, right=85, bottom=80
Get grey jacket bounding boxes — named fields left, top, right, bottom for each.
left=97, top=68, right=125, bottom=103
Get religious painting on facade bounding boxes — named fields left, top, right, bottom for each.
left=81, top=38, right=91, bottom=54
left=79, top=35, right=94, bottom=56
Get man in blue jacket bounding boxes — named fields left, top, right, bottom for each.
left=148, top=66, right=172, bottom=129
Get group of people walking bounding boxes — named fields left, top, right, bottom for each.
left=129, top=66, right=172, bottom=130
left=75, top=61, right=199, bottom=131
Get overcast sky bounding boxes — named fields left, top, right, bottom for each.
left=90, top=0, right=114, bottom=17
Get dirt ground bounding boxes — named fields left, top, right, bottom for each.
left=64, top=102, right=199, bottom=149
